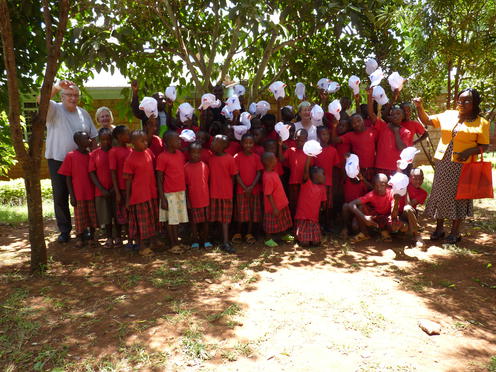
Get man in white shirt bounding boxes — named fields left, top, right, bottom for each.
left=39, top=80, right=97, bottom=242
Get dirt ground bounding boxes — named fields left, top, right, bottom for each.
left=1, top=207, right=495, bottom=371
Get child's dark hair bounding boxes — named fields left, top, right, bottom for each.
left=295, top=128, right=308, bottom=137
left=241, top=132, right=254, bottom=141
left=310, top=166, right=324, bottom=178
left=163, top=130, right=178, bottom=142
left=73, top=131, right=88, bottom=143
left=98, top=127, right=112, bottom=138
left=350, top=112, right=363, bottom=121
left=410, top=168, right=424, bottom=177
left=189, top=141, right=203, bottom=152
left=261, top=113, right=276, bottom=125
left=130, top=129, right=146, bottom=141
left=281, top=107, right=294, bottom=122
left=263, top=139, right=277, bottom=149
left=250, top=117, right=262, bottom=129
left=316, top=125, right=329, bottom=135
left=208, top=120, right=227, bottom=137
left=112, top=125, right=128, bottom=139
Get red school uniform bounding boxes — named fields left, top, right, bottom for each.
left=184, top=161, right=209, bottom=209
left=359, top=188, right=394, bottom=216
left=123, top=149, right=157, bottom=206
left=208, top=153, right=238, bottom=200
left=149, top=135, right=163, bottom=157
left=374, top=119, right=413, bottom=171
left=334, top=142, right=350, bottom=168
left=58, top=150, right=94, bottom=201
left=109, top=146, right=132, bottom=190
left=185, top=148, right=212, bottom=164
left=88, top=148, right=112, bottom=197
left=156, top=150, right=186, bottom=193
left=266, top=130, right=279, bottom=141
left=295, top=180, right=327, bottom=222
left=283, top=139, right=297, bottom=150
left=344, top=177, right=369, bottom=203
left=285, top=147, right=314, bottom=184
left=407, top=184, right=428, bottom=207
left=315, top=145, right=340, bottom=186
left=253, top=145, right=265, bottom=157
left=233, top=152, right=264, bottom=194
left=340, top=128, right=377, bottom=169
left=401, top=120, right=426, bottom=137
left=263, top=170, right=292, bottom=234
left=225, top=140, right=241, bottom=156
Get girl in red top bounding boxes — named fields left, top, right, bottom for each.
left=208, top=135, right=239, bottom=253
left=156, top=131, right=188, bottom=254
left=185, top=142, right=211, bottom=249
left=146, top=116, right=164, bottom=157
left=295, top=157, right=327, bottom=247
left=109, top=125, right=132, bottom=247
left=233, top=133, right=264, bottom=245
left=123, top=130, right=159, bottom=256
left=283, top=128, right=314, bottom=216
left=315, top=126, right=339, bottom=231
left=252, top=127, right=266, bottom=156
left=89, top=128, right=114, bottom=249
left=263, top=140, right=284, bottom=177
left=400, top=102, right=428, bottom=145
left=58, top=131, right=97, bottom=248
left=262, top=152, right=293, bottom=247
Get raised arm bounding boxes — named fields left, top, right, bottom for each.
left=130, top=80, right=147, bottom=121
left=366, top=88, right=377, bottom=123
left=412, top=98, right=434, bottom=127
left=36, top=79, right=74, bottom=104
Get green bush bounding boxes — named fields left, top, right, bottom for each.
left=0, top=178, right=53, bottom=205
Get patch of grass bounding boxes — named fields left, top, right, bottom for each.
left=121, top=273, right=142, bottom=289
left=488, top=356, right=496, bottom=372
left=181, top=325, right=211, bottom=360
left=0, top=199, right=55, bottom=224
left=0, top=270, right=28, bottom=284
left=207, top=304, right=241, bottom=323
left=32, top=346, right=68, bottom=371
left=151, top=264, right=191, bottom=288
left=119, top=343, right=168, bottom=368
left=439, top=279, right=456, bottom=289
left=190, top=260, right=223, bottom=278
left=163, top=300, right=194, bottom=324
left=339, top=301, right=387, bottom=337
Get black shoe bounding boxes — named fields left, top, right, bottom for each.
left=57, top=233, right=70, bottom=243
left=429, top=230, right=445, bottom=241
left=221, top=243, right=236, bottom=254
left=445, top=234, right=461, bottom=245
left=82, top=230, right=91, bottom=241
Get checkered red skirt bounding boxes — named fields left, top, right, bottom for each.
left=263, top=205, right=292, bottom=234
left=128, top=199, right=159, bottom=240
left=208, top=198, right=233, bottom=223
left=189, top=207, right=208, bottom=223
left=115, top=189, right=128, bottom=225
left=295, top=219, right=321, bottom=243
left=234, top=193, right=262, bottom=222
left=74, top=199, right=98, bottom=234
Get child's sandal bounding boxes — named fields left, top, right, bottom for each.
left=191, top=242, right=200, bottom=249
left=170, top=245, right=183, bottom=254
left=231, top=233, right=243, bottom=244
left=381, top=230, right=393, bottom=242
left=245, top=234, right=256, bottom=245
left=350, top=232, right=370, bottom=244
left=264, top=239, right=279, bottom=248
left=204, top=242, right=213, bottom=249
left=138, top=247, right=153, bottom=256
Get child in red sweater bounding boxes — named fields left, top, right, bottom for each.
left=295, top=157, right=327, bottom=246
left=208, top=135, right=239, bottom=253
left=233, top=133, right=264, bottom=244
left=262, top=152, right=293, bottom=247
left=58, top=131, right=97, bottom=248
left=185, top=142, right=211, bottom=249
left=156, top=131, right=188, bottom=254
left=89, top=128, right=114, bottom=248
left=146, top=116, right=164, bottom=157
left=123, top=130, right=159, bottom=256
left=109, top=125, right=132, bottom=247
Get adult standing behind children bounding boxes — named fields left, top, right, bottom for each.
left=294, top=102, right=318, bottom=141
left=39, top=80, right=97, bottom=243
left=413, top=89, right=490, bottom=244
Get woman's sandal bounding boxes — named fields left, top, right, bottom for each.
left=245, top=234, right=256, bottom=245
left=445, top=234, right=462, bottom=245
left=429, top=230, right=445, bottom=241
left=350, top=232, right=371, bottom=244
left=231, top=233, right=243, bottom=244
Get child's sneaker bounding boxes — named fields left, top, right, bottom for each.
left=281, top=234, right=294, bottom=243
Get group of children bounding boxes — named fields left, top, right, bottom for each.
left=58, top=86, right=429, bottom=256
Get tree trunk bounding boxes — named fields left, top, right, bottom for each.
left=446, top=59, right=452, bottom=109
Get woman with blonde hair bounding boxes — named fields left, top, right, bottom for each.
left=95, top=106, right=115, bottom=129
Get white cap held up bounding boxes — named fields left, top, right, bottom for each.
left=165, top=86, right=176, bottom=101
left=303, top=140, right=322, bottom=157
left=177, top=102, right=194, bottom=123
left=328, top=99, right=342, bottom=121
left=365, top=58, right=378, bottom=75
left=348, top=75, right=361, bottom=96
left=295, top=82, right=305, bottom=100
left=269, top=81, right=286, bottom=100
left=345, top=154, right=360, bottom=179
left=139, top=97, right=158, bottom=118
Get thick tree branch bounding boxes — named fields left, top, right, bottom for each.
left=219, top=16, right=242, bottom=83
left=42, top=0, right=53, bottom=50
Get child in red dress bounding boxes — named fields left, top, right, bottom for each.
left=262, top=152, right=293, bottom=247
left=400, top=102, right=428, bottom=145
left=185, top=142, right=211, bottom=249
left=295, top=157, right=327, bottom=246
left=89, top=128, right=114, bottom=248
left=109, top=125, right=132, bottom=247
left=208, top=135, right=239, bottom=253
left=146, top=116, right=164, bottom=157
left=156, top=131, right=188, bottom=254
left=58, top=131, right=97, bottom=248
left=123, top=130, right=159, bottom=256
left=263, top=140, right=285, bottom=177
left=233, top=133, right=264, bottom=245
left=252, top=127, right=266, bottom=156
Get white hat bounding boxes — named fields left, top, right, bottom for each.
left=388, top=172, right=410, bottom=196
left=248, top=102, right=257, bottom=115
left=398, top=146, right=420, bottom=170
left=295, top=82, right=305, bottom=100
left=388, top=71, right=406, bottom=91
left=256, top=100, right=271, bottom=116
left=328, top=99, right=342, bottom=121
left=225, top=95, right=241, bottom=112
left=198, top=93, right=221, bottom=110
left=165, top=86, right=176, bottom=101
left=233, top=84, right=245, bottom=96
left=179, top=129, right=196, bottom=143
left=327, top=81, right=340, bottom=94
left=139, top=97, right=158, bottom=118
left=310, top=104, right=324, bottom=126
left=348, top=75, right=361, bottom=96
left=369, top=68, right=384, bottom=87
left=269, top=81, right=286, bottom=100
left=317, top=78, right=330, bottom=90
left=240, top=112, right=252, bottom=127
left=345, top=154, right=360, bottom=179
left=303, top=140, right=322, bottom=157
left=177, top=102, right=194, bottom=123
left=372, top=85, right=389, bottom=105
left=221, top=105, right=233, bottom=120
left=365, top=58, right=378, bottom=75
left=274, top=121, right=290, bottom=141
left=233, top=124, right=250, bottom=141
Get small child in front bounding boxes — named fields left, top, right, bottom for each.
left=123, top=130, right=159, bottom=256
left=58, top=131, right=97, bottom=248
left=262, top=152, right=293, bottom=247
left=184, top=142, right=211, bottom=249
left=89, top=128, right=114, bottom=248
left=294, top=157, right=327, bottom=247
left=400, top=168, right=428, bottom=245
left=208, top=135, right=239, bottom=253
left=156, top=131, right=188, bottom=254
